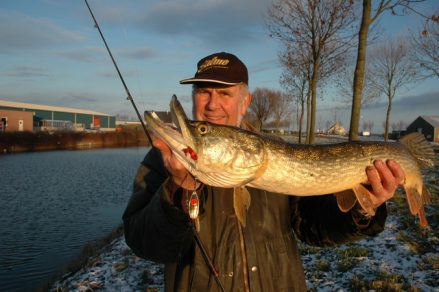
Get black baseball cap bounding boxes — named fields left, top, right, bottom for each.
left=180, top=52, right=248, bottom=85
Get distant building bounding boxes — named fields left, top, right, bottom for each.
left=0, top=109, right=34, bottom=132
left=388, top=130, right=406, bottom=140
left=0, top=99, right=116, bottom=132
left=115, top=111, right=172, bottom=126
left=327, top=122, right=346, bottom=136
left=406, top=115, right=439, bottom=142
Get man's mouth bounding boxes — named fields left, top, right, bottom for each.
left=204, top=115, right=226, bottom=123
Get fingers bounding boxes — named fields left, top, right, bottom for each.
left=153, top=138, right=171, bottom=157
left=386, top=159, right=405, bottom=185
left=152, top=138, right=197, bottom=190
left=365, top=159, right=405, bottom=208
left=365, top=165, right=384, bottom=207
left=153, top=138, right=183, bottom=173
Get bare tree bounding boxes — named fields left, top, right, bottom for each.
left=267, top=0, right=356, bottom=144
left=279, top=51, right=310, bottom=143
left=369, top=120, right=375, bottom=132
left=410, top=19, right=439, bottom=78
left=398, top=120, right=407, bottom=131
left=272, top=92, right=294, bottom=129
left=349, top=0, right=437, bottom=141
left=247, top=88, right=278, bottom=130
left=325, top=120, right=332, bottom=133
left=368, top=37, right=418, bottom=141
left=336, top=58, right=381, bottom=107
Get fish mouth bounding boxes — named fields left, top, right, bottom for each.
left=144, top=95, right=197, bottom=168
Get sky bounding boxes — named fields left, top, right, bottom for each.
left=0, top=0, right=438, bottom=133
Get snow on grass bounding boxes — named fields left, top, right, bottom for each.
left=51, top=154, right=439, bottom=291
left=50, top=211, right=438, bottom=292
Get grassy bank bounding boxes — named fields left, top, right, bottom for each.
left=37, top=225, right=125, bottom=292
left=0, top=125, right=149, bottom=154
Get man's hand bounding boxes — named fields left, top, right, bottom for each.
left=365, top=159, right=405, bottom=208
left=153, top=138, right=199, bottom=191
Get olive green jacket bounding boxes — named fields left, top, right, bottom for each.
left=123, top=147, right=387, bottom=291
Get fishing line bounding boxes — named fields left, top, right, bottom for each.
left=84, top=0, right=153, bottom=146
left=84, top=1, right=225, bottom=291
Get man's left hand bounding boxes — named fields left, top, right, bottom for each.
left=365, top=159, right=405, bottom=208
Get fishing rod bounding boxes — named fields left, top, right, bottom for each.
left=84, top=2, right=225, bottom=291
left=84, top=0, right=152, bottom=146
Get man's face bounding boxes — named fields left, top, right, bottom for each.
left=192, top=83, right=251, bottom=127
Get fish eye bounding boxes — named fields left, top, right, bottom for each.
left=197, top=124, right=208, bottom=135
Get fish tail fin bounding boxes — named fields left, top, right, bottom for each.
left=234, top=186, right=251, bottom=227
left=398, top=133, right=435, bottom=169
left=403, top=183, right=431, bottom=227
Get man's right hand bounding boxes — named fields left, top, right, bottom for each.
left=153, top=138, right=199, bottom=191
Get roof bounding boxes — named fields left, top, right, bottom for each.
left=0, top=99, right=112, bottom=117
left=420, top=115, right=439, bottom=127
left=327, top=122, right=345, bottom=131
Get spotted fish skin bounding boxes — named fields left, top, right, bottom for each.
left=144, top=96, right=435, bottom=227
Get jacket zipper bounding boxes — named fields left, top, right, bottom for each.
left=237, top=218, right=251, bottom=292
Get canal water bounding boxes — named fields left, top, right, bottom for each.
left=0, top=147, right=149, bottom=291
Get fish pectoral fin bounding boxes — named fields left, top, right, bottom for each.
left=234, top=186, right=251, bottom=228
left=335, top=189, right=357, bottom=212
left=352, top=184, right=376, bottom=217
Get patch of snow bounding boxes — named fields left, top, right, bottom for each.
left=50, top=215, right=438, bottom=291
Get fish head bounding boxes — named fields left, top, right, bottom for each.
left=144, top=95, right=267, bottom=187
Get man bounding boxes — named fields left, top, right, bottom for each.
left=123, top=52, right=404, bottom=291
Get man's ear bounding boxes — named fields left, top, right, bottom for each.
left=241, top=94, right=252, bottom=116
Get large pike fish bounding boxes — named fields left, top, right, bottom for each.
left=145, top=96, right=435, bottom=227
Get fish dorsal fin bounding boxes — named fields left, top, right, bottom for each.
left=234, top=186, right=251, bottom=227
left=398, top=133, right=435, bottom=169
left=336, top=189, right=357, bottom=212
left=352, top=185, right=376, bottom=217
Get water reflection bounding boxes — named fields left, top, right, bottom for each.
left=0, top=148, right=148, bottom=291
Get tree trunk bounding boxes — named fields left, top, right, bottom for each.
left=256, top=119, right=262, bottom=131
left=349, top=0, right=371, bottom=142
left=308, top=59, right=319, bottom=145
left=384, top=92, right=393, bottom=142
left=305, top=88, right=312, bottom=144
left=298, top=97, right=305, bottom=144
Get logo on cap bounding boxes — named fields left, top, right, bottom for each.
left=198, top=56, right=230, bottom=73
left=180, top=52, right=248, bottom=85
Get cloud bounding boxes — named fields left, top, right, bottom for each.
left=0, top=65, right=53, bottom=79
left=250, top=58, right=280, bottom=74
left=120, top=47, right=155, bottom=59
left=98, top=69, right=138, bottom=79
left=56, top=46, right=154, bottom=63
left=93, top=0, right=270, bottom=47
left=58, top=92, right=100, bottom=104
left=364, top=91, right=439, bottom=111
left=0, top=10, right=85, bottom=54
left=56, top=47, right=106, bottom=63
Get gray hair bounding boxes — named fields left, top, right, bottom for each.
left=191, top=83, right=249, bottom=100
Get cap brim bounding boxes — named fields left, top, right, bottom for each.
left=179, top=78, right=242, bottom=85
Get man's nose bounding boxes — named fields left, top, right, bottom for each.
left=206, top=90, right=220, bottom=109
